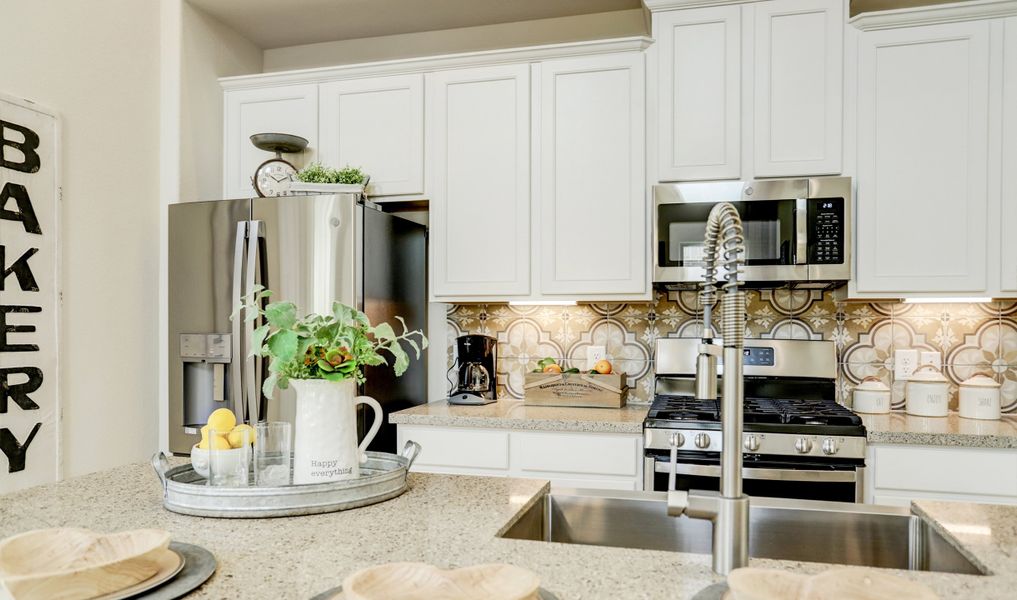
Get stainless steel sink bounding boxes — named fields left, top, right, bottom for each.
left=501, top=489, right=984, bottom=575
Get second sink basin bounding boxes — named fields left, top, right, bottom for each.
left=501, top=489, right=984, bottom=575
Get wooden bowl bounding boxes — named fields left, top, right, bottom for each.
left=0, top=528, right=171, bottom=600
left=343, top=562, right=540, bottom=600
left=727, top=567, right=939, bottom=600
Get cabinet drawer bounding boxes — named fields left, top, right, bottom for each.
left=512, top=432, right=640, bottom=477
left=400, top=426, right=510, bottom=471
left=873, top=446, right=1017, bottom=497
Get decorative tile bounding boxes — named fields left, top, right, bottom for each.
left=896, top=302, right=996, bottom=359
left=445, top=294, right=1015, bottom=412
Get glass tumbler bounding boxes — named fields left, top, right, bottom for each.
left=207, top=426, right=250, bottom=487
left=255, top=421, right=292, bottom=486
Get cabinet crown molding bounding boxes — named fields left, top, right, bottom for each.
left=220, top=37, right=652, bottom=90
left=850, top=0, right=1017, bottom=31
left=644, top=0, right=763, bottom=10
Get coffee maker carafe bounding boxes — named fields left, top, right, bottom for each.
left=448, top=334, right=498, bottom=405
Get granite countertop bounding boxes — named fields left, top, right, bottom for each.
left=393, top=401, right=1017, bottom=450
left=2, top=462, right=1017, bottom=598
left=390, top=399, right=649, bottom=434
left=862, top=412, right=1017, bottom=449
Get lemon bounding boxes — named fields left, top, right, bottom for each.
left=227, top=424, right=256, bottom=448
left=206, top=408, right=236, bottom=433
left=208, top=435, right=231, bottom=450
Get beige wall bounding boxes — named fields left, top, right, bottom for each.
left=263, top=9, right=649, bottom=72
left=0, top=0, right=161, bottom=478
left=180, top=2, right=263, bottom=202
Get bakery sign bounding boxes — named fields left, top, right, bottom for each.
left=0, top=94, right=59, bottom=492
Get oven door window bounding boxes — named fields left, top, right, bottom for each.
left=658, top=200, right=795, bottom=267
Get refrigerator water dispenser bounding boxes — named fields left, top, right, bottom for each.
left=180, top=333, right=231, bottom=433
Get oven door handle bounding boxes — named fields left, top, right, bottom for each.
left=654, top=461, right=858, bottom=483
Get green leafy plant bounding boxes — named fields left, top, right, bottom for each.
left=295, top=162, right=368, bottom=185
left=232, top=286, right=427, bottom=397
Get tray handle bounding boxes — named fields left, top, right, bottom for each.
left=152, top=451, right=170, bottom=494
left=401, top=440, right=422, bottom=470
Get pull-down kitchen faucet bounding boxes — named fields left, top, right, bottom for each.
left=667, top=202, right=749, bottom=575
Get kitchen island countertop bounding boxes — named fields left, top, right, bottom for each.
left=3, top=461, right=1017, bottom=598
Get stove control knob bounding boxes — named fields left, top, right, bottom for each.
left=668, top=432, right=686, bottom=448
left=794, top=437, right=814, bottom=454
left=694, top=433, right=711, bottom=449
left=821, top=438, right=839, bottom=456
left=743, top=434, right=761, bottom=452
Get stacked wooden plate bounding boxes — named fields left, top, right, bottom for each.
left=726, top=567, right=939, bottom=600
left=322, top=562, right=546, bottom=600
left=0, top=528, right=185, bottom=600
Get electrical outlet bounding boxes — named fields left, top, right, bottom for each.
left=586, top=345, right=606, bottom=370
left=894, top=349, right=919, bottom=380
left=920, top=351, right=942, bottom=369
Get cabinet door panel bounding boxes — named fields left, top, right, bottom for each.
left=657, top=6, right=741, bottom=181
left=856, top=22, right=990, bottom=293
left=319, top=75, right=423, bottom=197
left=427, top=65, right=531, bottom=299
left=754, top=0, right=843, bottom=177
left=223, top=85, right=317, bottom=199
left=1001, top=18, right=1017, bottom=292
left=538, top=53, right=647, bottom=296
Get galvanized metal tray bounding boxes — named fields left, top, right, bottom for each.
left=152, top=441, right=420, bottom=518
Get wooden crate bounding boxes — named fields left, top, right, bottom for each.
left=523, top=372, right=627, bottom=408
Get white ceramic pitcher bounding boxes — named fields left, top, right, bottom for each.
left=290, top=378, right=382, bottom=485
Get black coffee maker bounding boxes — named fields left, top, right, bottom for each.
left=448, top=334, right=498, bottom=405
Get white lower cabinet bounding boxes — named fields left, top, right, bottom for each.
left=866, top=445, right=1017, bottom=506
left=396, top=425, right=644, bottom=490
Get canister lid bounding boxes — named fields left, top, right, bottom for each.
left=908, top=365, right=949, bottom=383
left=960, top=372, right=1001, bottom=388
left=856, top=376, right=890, bottom=391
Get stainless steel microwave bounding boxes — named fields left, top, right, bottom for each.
left=653, top=176, right=851, bottom=286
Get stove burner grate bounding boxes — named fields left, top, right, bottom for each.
left=648, top=394, right=862, bottom=427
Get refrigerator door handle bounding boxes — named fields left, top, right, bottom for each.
left=244, top=220, right=265, bottom=424
left=231, top=221, right=248, bottom=422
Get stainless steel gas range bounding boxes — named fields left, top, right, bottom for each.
left=644, top=338, right=866, bottom=502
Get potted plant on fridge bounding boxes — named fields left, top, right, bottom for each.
left=233, top=286, right=426, bottom=485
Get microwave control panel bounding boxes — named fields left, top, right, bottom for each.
left=808, top=198, right=844, bottom=264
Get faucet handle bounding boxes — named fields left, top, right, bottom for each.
left=667, top=433, right=682, bottom=491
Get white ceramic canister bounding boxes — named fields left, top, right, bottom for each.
left=905, top=365, right=951, bottom=417
left=852, top=376, right=891, bottom=414
left=958, top=372, right=1002, bottom=420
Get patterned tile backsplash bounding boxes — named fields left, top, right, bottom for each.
left=445, top=291, right=1017, bottom=413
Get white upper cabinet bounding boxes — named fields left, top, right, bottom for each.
left=1001, top=17, right=1017, bottom=293
left=537, top=53, right=647, bottom=297
left=656, top=6, right=741, bottom=181
left=753, top=0, right=843, bottom=177
left=855, top=21, right=991, bottom=294
left=650, top=0, right=843, bottom=182
left=427, top=64, right=531, bottom=299
left=223, top=84, right=318, bottom=199
left=318, top=74, right=423, bottom=197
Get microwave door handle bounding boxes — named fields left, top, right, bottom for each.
left=795, top=198, right=808, bottom=265
left=231, top=221, right=247, bottom=422
left=244, top=220, right=265, bottom=425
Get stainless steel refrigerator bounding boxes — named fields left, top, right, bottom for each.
left=167, top=193, right=427, bottom=455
